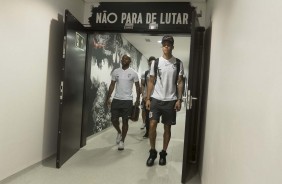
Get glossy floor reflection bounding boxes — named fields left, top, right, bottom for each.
left=2, top=108, right=200, bottom=184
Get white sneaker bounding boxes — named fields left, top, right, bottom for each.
left=118, top=141, right=124, bottom=150
left=116, top=133, right=122, bottom=144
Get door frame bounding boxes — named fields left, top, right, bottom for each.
left=181, top=10, right=207, bottom=183
left=56, top=10, right=88, bottom=168
left=57, top=4, right=209, bottom=181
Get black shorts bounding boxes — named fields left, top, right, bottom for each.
left=149, top=98, right=177, bottom=125
left=111, top=99, right=132, bottom=121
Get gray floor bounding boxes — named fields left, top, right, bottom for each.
left=1, top=108, right=200, bottom=184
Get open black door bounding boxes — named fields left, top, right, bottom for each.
left=56, top=10, right=87, bottom=168
left=181, top=11, right=206, bottom=183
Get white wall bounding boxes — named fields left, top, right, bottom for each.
left=202, top=0, right=282, bottom=183
left=0, top=0, right=84, bottom=181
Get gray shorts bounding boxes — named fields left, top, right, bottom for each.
left=149, top=98, right=177, bottom=125
left=111, top=99, right=132, bottom=121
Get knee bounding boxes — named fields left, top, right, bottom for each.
left=164, top=129, right=171, bottom=135
left=164, top=126, right=171, bottom=134
left=122, top=119, right=129, bottom=126
left=149, top=122, right=157, bottom=131
left=112, top=118, right=119, bottom=124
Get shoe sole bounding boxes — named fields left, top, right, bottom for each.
left=146, top=158, right=156, bottom=167
left=118, top=148, right=124, bottom=151
left=146, top=155, right=157, bottom=167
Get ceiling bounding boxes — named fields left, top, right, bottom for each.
left=122, top=34, right=191, bottom=63
left=83, top=0, right=205, bottom=64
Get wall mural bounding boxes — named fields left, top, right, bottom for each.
left=85, top=32, right=148, bottom=136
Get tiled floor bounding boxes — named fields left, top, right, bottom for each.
left=1, top=108, right=200, bottom=184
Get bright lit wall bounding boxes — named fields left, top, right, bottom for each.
left=202, top=0, right=282, bottom=183
left=0, top=0, right=84, bottom=181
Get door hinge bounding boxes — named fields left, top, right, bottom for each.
left=62, top=36, right=66, bottom=59
left=59, top=81, right=64, bottom=103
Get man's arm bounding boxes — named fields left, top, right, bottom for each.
left=140, top=79, right=145, bottom=100
left=145, top=75, right=156, bottom=110
left=175, top=75, right=184, bottom=111
left=105, top=80, right=116, bottom=107
left=134, top=81, right=141, bottom=106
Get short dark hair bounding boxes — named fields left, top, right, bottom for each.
left=148, top=56, right=156, bottom=62
left=161, top=35, right=174, bottom=45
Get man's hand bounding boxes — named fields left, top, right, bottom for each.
left=174, top=100, right=182, bottom=111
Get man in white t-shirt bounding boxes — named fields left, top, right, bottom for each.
left=140, top=56, right=156, bottom=138
left=145, top=35, right=184, bottom=166
left=105, top=54, right=140, bottom=151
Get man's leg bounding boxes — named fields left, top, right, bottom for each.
left=146, top=119, right=158, bottom=166
left=118, top=100, right=132, bottom=150
left=163, top=124, right=171, bottom=151
left=111, top=99, right=122, bottom=144
left=112, top=118, right=122, bottom=145
left=158, top=100, right=176, bottom=166
left=117, top=118, right=128, bottom=151
left=158, top=124, right=171, bottom=165
left=112, top=118, right=121, bottom=134
left=143, top=109, right=150, bottom=138
left=149, top=120, right=158, bottom=149
left=141, top=109, right=146, bottom=127
left=142, top=109, right=146, bottom=123
left=121, top=118, right=129, bottom=142
left=140, top=101, right=146, bottom=129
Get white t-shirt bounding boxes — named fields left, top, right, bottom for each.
left=111, top=67, right=139, bottom=100
left=150, top=56, right=184, bottom=101
left=140, top=70, right=150, bottom=98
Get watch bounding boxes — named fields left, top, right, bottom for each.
left=177, top=98, right=183, bottom=102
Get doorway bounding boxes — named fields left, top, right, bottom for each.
left=57, top=3, right=208, bottom=183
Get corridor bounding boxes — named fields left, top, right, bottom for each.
left=2, top=108, right=200, bottom=184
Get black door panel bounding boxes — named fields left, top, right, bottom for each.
left=56, top=10, right=87, bottom=168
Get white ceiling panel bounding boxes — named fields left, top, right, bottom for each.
left=122, top=33, right=191, bottom=64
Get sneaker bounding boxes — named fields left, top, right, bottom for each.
left=143, top=131, right=149, bottom=139
left=146, top=149, right=157, bottom=167
left=118, top=141, right=124, bottom=150
left=116, top=133, right=122, bottom=144
left=159, top=150, right=167, bottom=166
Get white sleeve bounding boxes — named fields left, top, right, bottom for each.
left=149, top=60, right=156, bottom=76
left=134, top=72, right=139, bottom=82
